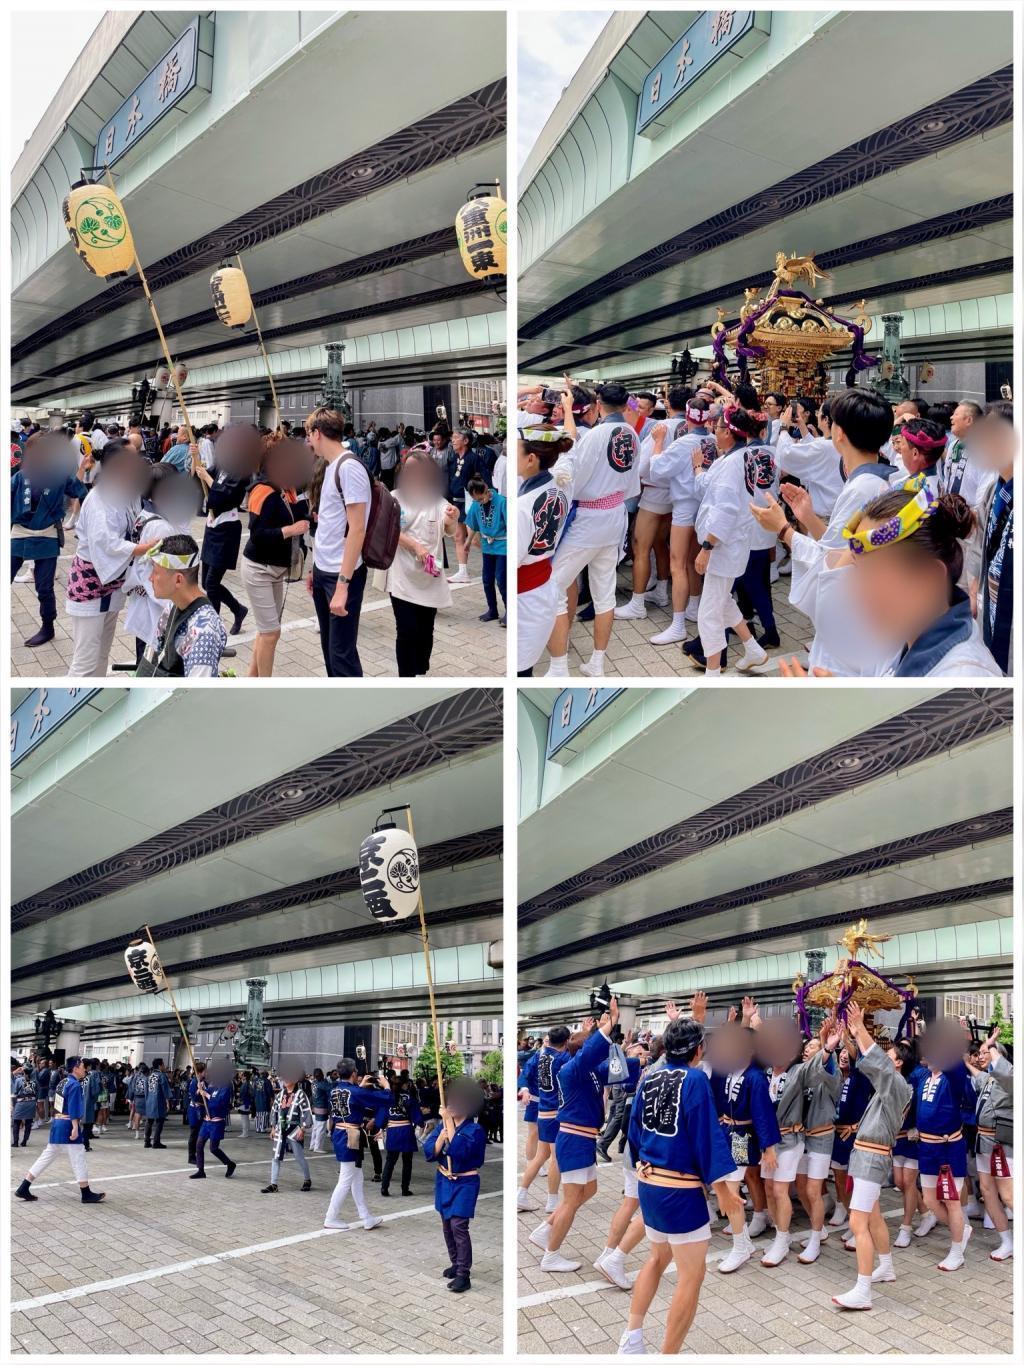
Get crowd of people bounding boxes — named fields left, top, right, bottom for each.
left=11, top=408, right=507, bottom=679
left=517, top=994, right=1013, bottom=1354
left=12, top=1051, right=502, bottom=1295
left=515, top=378, right=1015, bottom=679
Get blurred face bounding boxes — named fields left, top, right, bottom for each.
left=24, top=433, right=78, bottom=486
left=100, top=447, right=147, bottom=504
left=214, top=425, right=262, bottom=480
left=267, top=439, right=314, bottom=491
left=848, top=531, right=946, bottom=642
left=970, top=413, right=1018, bottom=474
left=920, top=1019, right=967, bottom=1071
left=756, top=1017, right=802, bottom=1069
left=154, top=479, right=199, bottom=526
left=706, top=1022, right=755, bottom=1075
left=399, top=457, right=441, bottom=507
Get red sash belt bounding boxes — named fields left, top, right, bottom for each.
left=518, top=559, right=552, bottom=593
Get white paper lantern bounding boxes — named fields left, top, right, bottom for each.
left=172, top=360, right=188, bottom=387
left=124, top=939, right=167, bottom=994
left=153, top=364, right=171, bottom=389
left=358, top=824, right=420, bottom=922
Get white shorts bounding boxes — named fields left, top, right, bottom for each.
left=762, top=1141, right=803, bottom=1184
left=622, top=1149, right=638, bottom=1199
left=697, top=570, right=744, bottom=657
left=671, top=501, right=698, bottom=530
left=977, top=1149, right=1014, bottom=1176
left=797, top=1149, right=832, bottom=1180
left=638, top=490, right=672, bottom=515
left=892, top=1154, right=919, bottom=1170
left=646, top=1222, right=711, bottom=1246
left=561, top=1164, right=598, bottom=1185
left=553, top=539, right=622, bottom=616
left=848, top=1178, right=882, bottom=1214
left=720, top=1169, right=745, bottom=1186
left=920, top=1172, right=965, bottom=1192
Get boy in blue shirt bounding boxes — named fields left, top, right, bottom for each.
left=464, top=476, right=507, bottom=626
left=423, top=1076, right=488, bottom=1294
left=15, top=1058, right=105, bottom=1203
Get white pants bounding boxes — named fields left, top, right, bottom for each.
left=238, top=1114, right=250, bottom=1138
left=28, top=1142, right=89, bottom=1182
left=697, top=571, right=743, bottom=657
left=518, top=578, right=559, bottom=672
left=553, top=540, right=621, bottom=615
left=326, top=1161, right=370, bottom=1224
left=68, top=612, right=119, bottom=677
left=310, top=1117, right=329, bottom=1152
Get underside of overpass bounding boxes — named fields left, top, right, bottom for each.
left=11, top=686, right=503, bottom=1042
left=12, top=8, right=506, bottom=418
left=517, top=8, right=1011, bottom=380
left=516, top=686, right=1013, bottom=1027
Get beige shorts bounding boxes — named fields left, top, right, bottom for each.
left=241, top=558, right=287, bottom=633
left=638, top=489, right=672, bottom=515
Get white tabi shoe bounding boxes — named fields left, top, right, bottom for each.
left=798, top=1233, right=824, bottom=1264
left=650, top=618, right=687, bottom=645
left=832, top=1286, right=872, bottom=1311
left=828, top=1204, right=848, bottom=1228
left=614, top=598, right=647, bottom=620
left=540, top=1250, right=580, bottom=1272
left=578, top=656, right=606, bottom=677
left=914, top=1211, right=938, bottom=1238
left=528, top=1222, right=551, bottom=1250
left=644, top=584, right=670, bottom=607
left=323, top=1220, right=351, bottom=1231
left=597, top=1252, right=632, bottom=1290
left=893, top=1226, right=912, bottom=1248
left=870, top=1257, right=896, bottom=1283
left=617, top=1329, right=647, bottom=1354
left=937, top=1243, right=965, bottom=1273
left=760, top=1232, right=790, bottom=1266
left=718, top=1235, right=755, bottom=1273
left=991, top=1233, right=1013, bottom=1261
left=516, top=1187, right=534, bottom=1211
left=963, top=1199, right=984, bottom=1219
left=362, top=1215, right=384, bottom=1230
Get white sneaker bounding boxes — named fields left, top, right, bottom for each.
left=614, top=599, right=647, bottom=620
left=832, top=1286, right=872, bottom=1311
left=894, top=1226, right=912, bottom=1248
left=650, top=620, right=687, bottom=645
left=14, top=567, right=33, bottom=584
left=540, top=1251, right=580, bottom=1272
left=528, top=1223, right=551, bottom=1250
left=516, top=1187, right=534, bottom=1211
left=447, top=569, right=470, bottom=584
left=362, top=1215, right=383, bottom=1230
left=597, top=1253, right=631, bottom=1290
left=761, top=1232, right=790, bottom=1267
left=617, top=1329, right=647, bottom=1354
left=578, top=656, right=605, bottom=677
left=735, top=641, right=768, bottom=672
left=914, top=1212, right=938, bottom=1238
left=323, top=1220, right=351, bottom=1231
left=871, top=1260, right=896, bottom=1283
left=718, top=1236, right=754, bottom=1273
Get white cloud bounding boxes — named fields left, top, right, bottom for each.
left=518, top=10, right=613, bottom=170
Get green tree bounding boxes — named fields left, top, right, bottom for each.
left=991, top=995, right=1013, bottom=1045
left=478, top=1049, right=504, bottom=1084
left=414, top=1021, right=465, bottom=1083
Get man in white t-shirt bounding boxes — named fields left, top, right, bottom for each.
left=305, top=407, right=370, bottom=677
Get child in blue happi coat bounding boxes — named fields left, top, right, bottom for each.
left=423, top=1075, right=487, bottom=1294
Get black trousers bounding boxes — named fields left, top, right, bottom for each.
left=597, top=1098, right=628, bottom=1154
left=145, top=1117, right=165, bottom=1144
left=391, top=595, right=437, bottom=676
left=442, top=1215, right=473, bottom=1276
left=733, top=549, right=776, bottom=635
left=196, top=1133, right=231, bottom=1174
left=12, top=1118, right=33, bottom=1146
left=481, top=555, right=507, bottom=614
left=11, top=556, right=57, bottom=623
left=188, top=1120, right=202, bottom=1163
left=312, top=564, right=368, bottom=676
left=381, top=1149, right=413, bottom=1193
left=202, top=563, right=244, bottom=618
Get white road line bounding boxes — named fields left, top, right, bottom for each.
left=11, top=1190, right=501, bottom=1312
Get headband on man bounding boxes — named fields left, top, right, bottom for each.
left=145, top=540, right=199, bottom=572
left=901, top=425, right=946, bottom=454
left=842, top=478, right=936, bottom=555
left=522, top=427, right=569, bottom=444
left=685, top=404, right=708, bottom=424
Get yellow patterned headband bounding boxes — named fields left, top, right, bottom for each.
left=145, top=541, right=199, bottom=571
left=520, top=427, right=568, bottom=444
left=842, top=477, right=936, bottom=556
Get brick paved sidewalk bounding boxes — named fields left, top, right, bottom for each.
left=556, top=562, right=812, bottom=679
left=10, top=518, right=507, bottom=678
left=10, top=1120, right=503, bottom=1354
left=516, top=1122, right=1012, bottom=1355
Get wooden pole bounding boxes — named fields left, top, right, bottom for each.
left=142, top=924, right=209, bottom=1119
left=402, top=807, right=446, bottom=1120
left=102, top=167, right=196, bottom=455
left=237, top=254, right=281, bottom=429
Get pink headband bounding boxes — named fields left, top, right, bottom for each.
left=902, top=426, right=946, bottom=453
left=686, top=405, right=708, bottom=424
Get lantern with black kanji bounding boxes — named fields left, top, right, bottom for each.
left=210, top=263, right=253, bottom=329
left=358, top=822, right=421, bottom=922
left=62, top=180, right=136, bottom=279
left=124, top=938, right=167, bottom=995
left=455, top=186, right=507, bottom=281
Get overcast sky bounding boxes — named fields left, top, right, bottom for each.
left=11, top=11, right=103, bottom=155
left=518, top=10, right=612, bottom=170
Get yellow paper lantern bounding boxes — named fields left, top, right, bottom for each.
left=455, top=192, right=507, bottom=281
left=62, top=180, right=136, bottom=279
left=210, top=263, right=253, bottom=328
